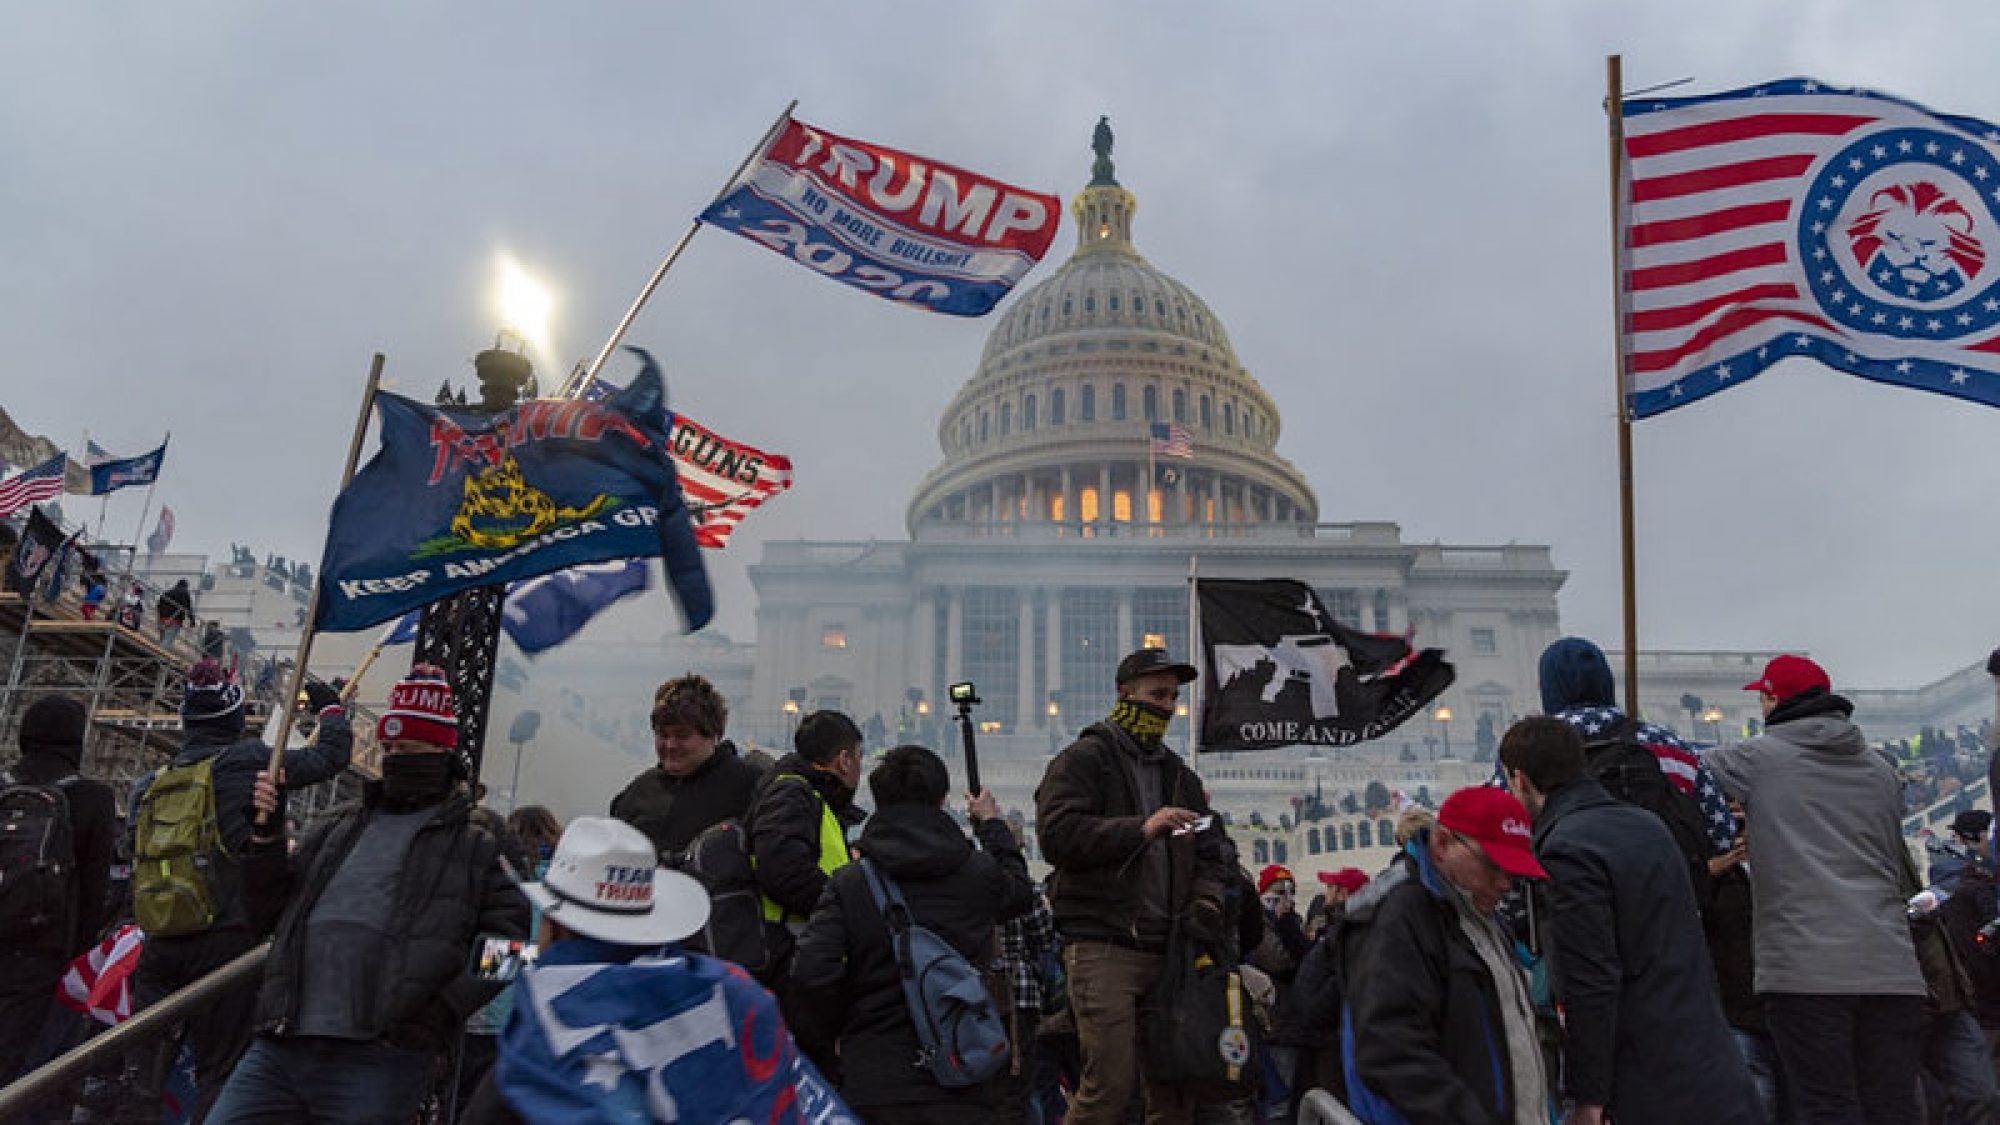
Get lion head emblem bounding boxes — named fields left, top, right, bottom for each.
left=1845, top=180, right=1986, bottom=294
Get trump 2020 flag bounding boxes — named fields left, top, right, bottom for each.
left=1621, top=78, right=2000, bottom=417
left=1198, top=578, right=1454, bottom=752
left=502, top=559, right=650, bottom=655
left=317, top=348, right=712, bottom=634
left=702, top=116, right=1059, bottom=316
left=88, top=439, right=167, bottom=496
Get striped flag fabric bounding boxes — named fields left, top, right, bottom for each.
left=0, top=453, right=67, bottom=517
left=578, top=378, right=793, bottom=549
left=58, top=923, right=145, bottom=1025
left=1149, top=421, right=1193, bottom=459
left=1620, top=78, right=2000, bottom=418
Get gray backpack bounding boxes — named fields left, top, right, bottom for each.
left=856, top=858, right=1009, bottom=1088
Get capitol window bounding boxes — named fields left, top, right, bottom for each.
left=1000, top=402, right=1012, bottom=436
left=1108, top=293, right=1120, bottom=312
left=1471, top=628, right=1497, bottom=655
left=1200, top=395, right=1212, bottom=431
left=1223, top=403, right=1235, bottom=435
left=1023, top=394, right=1037, bottom=432
left=1081, top=385, right=1095, bottom=421
left=1085, top=293, right=1096, bottom=314
left=1050, top=387, right=1066, bottom=425
left=1112, top=383, right=1127, bottom=420
left=1172, top=389, right=1187, bottom=423
left=979, top=412, right=989, bottom=442
left=1062, top=298, right=1073, bottom=317
left=1143, top=385, right=1158, bottom=421
left=820, top=626, right=848, bottom=650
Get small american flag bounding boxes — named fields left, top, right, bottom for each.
left=578, top=378, right=793, bottom=549
left=1149, top=421, right=1193, bottom=459
left=0, top=453, right=67, bottom=518
left=1621, top=78, right=2000, bottom=418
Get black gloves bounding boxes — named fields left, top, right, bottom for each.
left=304, top=680, right=341, bottom=714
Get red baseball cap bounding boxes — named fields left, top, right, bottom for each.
left=1317, top=867, right=1370, bottom=894
left=1437, top=787, right=1547, bottom=879
left=1257, top=864, right=1295, bottom=894
left=1743, top=654, right=1830, bottom=702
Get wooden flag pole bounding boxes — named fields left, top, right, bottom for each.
left=569, top=99, right=801, bottom=394
left=1187, top=553, right=1201, bottom=771
left=1607, top=54, right=1641, bottom=718
left=259, top=354, right=385, bottom=819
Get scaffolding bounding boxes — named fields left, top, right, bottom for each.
left=0, top=591, right=376, bottom=820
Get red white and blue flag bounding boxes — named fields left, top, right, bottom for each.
left=1621, top=78, right=2000, bottom=418
left=0, top=453, right=67, bottom=518
left=1149, top=421, right=1193, bottom=459
left=702, top=116, right=1059, bottom=316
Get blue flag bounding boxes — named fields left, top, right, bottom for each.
left=316, top=348, right=711, bottom=634
left=502, top=559, right=650, bottom=655
left=502, top=940, right=860, bottom=1124
left=88, top=441, right=166, bottom=495
left=380, top=610, right=420, bottom=645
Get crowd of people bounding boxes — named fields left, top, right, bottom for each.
left=3, top=637, right=2000, bottom=1124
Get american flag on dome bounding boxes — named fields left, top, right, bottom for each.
left=1621, top=78, right=2000, bottom=418
left=578, top=377, right=793, bottom=548
left=1149, top=421, right=1193, bottom=459
left=0, top=453, right=67, bottom=518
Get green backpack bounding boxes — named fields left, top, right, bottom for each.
left=133, top=757, right=228, bottom=937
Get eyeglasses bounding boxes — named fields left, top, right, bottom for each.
left=1446, top=829, right=1510, bottom=880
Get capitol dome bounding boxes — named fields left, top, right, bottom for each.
left=907, top=120, right=1319, bottom=535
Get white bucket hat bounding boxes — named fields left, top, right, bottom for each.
left=523, top=817, right=709, bottom=946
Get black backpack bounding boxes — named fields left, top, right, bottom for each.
left=673, top=819, right=775, bottom=974
left=1583, top=719, right=1713, bottom=902
left=0, top=772, right=79, bottom=943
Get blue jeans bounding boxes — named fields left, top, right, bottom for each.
left=1922, top=1009, right=2000, bottom=1125
left=1734, top=1027, right=1789, bottom=1125
left=206, top=1036, right=436, bottom=1125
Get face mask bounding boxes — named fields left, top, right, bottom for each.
left=380, top=751, right=455, bottom=805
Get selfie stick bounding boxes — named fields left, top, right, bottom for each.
left=953, top=692, right=983, bottom=796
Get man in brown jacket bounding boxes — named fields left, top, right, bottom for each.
left=1034, top=647, right=1231, bottom=1125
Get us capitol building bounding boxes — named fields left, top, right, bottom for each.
left=738, top=126, right=1567, bottom=801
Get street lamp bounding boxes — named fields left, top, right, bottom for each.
left=783, top=687, right=805, bottom=736
left=1434, top=705, right=1454, bottom=758
left=1701, top=707, right=1725, bottom=745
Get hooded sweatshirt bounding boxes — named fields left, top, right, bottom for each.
left=1705, top=690, right=1924, bottom=996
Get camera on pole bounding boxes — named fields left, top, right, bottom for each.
left=949, top=681, right=983, bottom=796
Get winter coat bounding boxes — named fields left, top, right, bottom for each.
left=1533, top=779, right=1760, bottom=1124
left=1706, top=690, right=1925, bottom=996
left=1703, top=864, right=1765, bottom=1033
left=6, top=751, right=116, bottom=957
left=790, top=803, right=1034, bottom=1115
left=129, top=709, right=353, bottom=932
left=608, top=741, right=767, bottom=860
left=747, top=752, right=865, bottom=922
left=1342, top=838, right=1524, bottom=1125
left=1034, top=720, right=1229, bottom=950
left=243, top=783, right=530, bottom=1054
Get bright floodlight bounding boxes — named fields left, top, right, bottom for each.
left=493, top=253, right=556, bottom=363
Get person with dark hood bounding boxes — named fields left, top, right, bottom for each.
left=610, top=673, right=768, bottom=860
left=1535, top=636, right=1737, bottom=857
left=1500, top=717, right=1761, bottom=1125
left=156, top=578, right=194, bottom=647
left=126, top=658, right=352, bottom=1119
left=1927, top=808, right=1994, bottom=895
left=1708, top=654, right=1926, bottom=1125
left=0, top=695, right=116, bottom=1086
left=206, top=664, right=529, bottom=1124
left=791, top=744, right=1034, bottom=1123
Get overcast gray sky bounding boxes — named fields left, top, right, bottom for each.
left=4, top=1, right=1997, bottom=691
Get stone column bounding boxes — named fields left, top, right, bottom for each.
left=913, top=590, right=937, bottom=701
left=1045, top=592, right=1063, bottom=700
left=989, top=480, right=1001, bottom=525
left=945, top=588, right=964, bottom=683
left=1026, top=473, right=1042, bottom=523
left=1098, top=464, right=1112, bottom=526
left=1060, top=467, right=1074, bottom=528
left=1017, top=592, right=1037, bottom=728
left=1116, top=589, right=1134, bottom=655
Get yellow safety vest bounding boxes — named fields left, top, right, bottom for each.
left=756, top=774, right=850, bottom=924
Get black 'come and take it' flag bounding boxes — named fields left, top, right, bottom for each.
left=1198, top=578, right=1454, bottom=753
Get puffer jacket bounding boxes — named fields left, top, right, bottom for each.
left=243, top=783, right=530, bottom=1053
left=1034, top=720, right=1228, bottom=949
left=790, top=803, right=1034, bottom=1115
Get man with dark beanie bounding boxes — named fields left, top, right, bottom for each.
left=0, top=695, right=115, bottom=1085
left=206, top=663, right=528, bottom=1124
left=1034, top=647, right=1230, bottom=1125
left=126, top=658, right=352, bottom=1119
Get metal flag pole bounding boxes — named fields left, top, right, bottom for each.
left=115, top=433, right=168, bottom=588
left=259, top=354, right=384, bottom=820
left=567, top=99, right=800, bottom=395
left=1187, top=553, right=1201, bottom=771
left=1607, top=54, right=1642, bottom=718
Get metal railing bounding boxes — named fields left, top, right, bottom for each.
left=0, top=942, right=269, bottom=1119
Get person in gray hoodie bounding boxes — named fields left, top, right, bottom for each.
left=1706, top=654, right=1926, bottom=1125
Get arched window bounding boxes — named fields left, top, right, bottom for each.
left=979, top=412, right=989, bottom=442
left=999, top=402, right=1012, bottom=436
left=960, top=420, right=971, bottom=449
left=1254, top=839, right=1270, bottom=864
left=1358, top=821, right=1373, bottom=847
left=1342, top=825, right=1355, bottom=850
left=1050, top=387, right=1066, bottom=425
left=1307, top=828, right=1321, bottom=855
left=1172, top=389, right=1187, bottom=423
left=1200, top=395, right=1213, bottom=431
left=1085, top=293, right=1096, bottom=314
left=1223, top=403, right=1235, bottom=435
left=1023, top=394, right=1037, bottom=432
left=1112, top=383, right=1127, bottom=420
left=1062, top=297, right=1073, bottom=317
left=1081, top=385, right=1096, bottom=421
left=1143, top=385, right=1159, bottom=421
left=1379, top=820, right=1393, bottom=843
left=1109, top=292, right=1120, bottom=312
left=1274, top=841, right=1288, bottom=863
